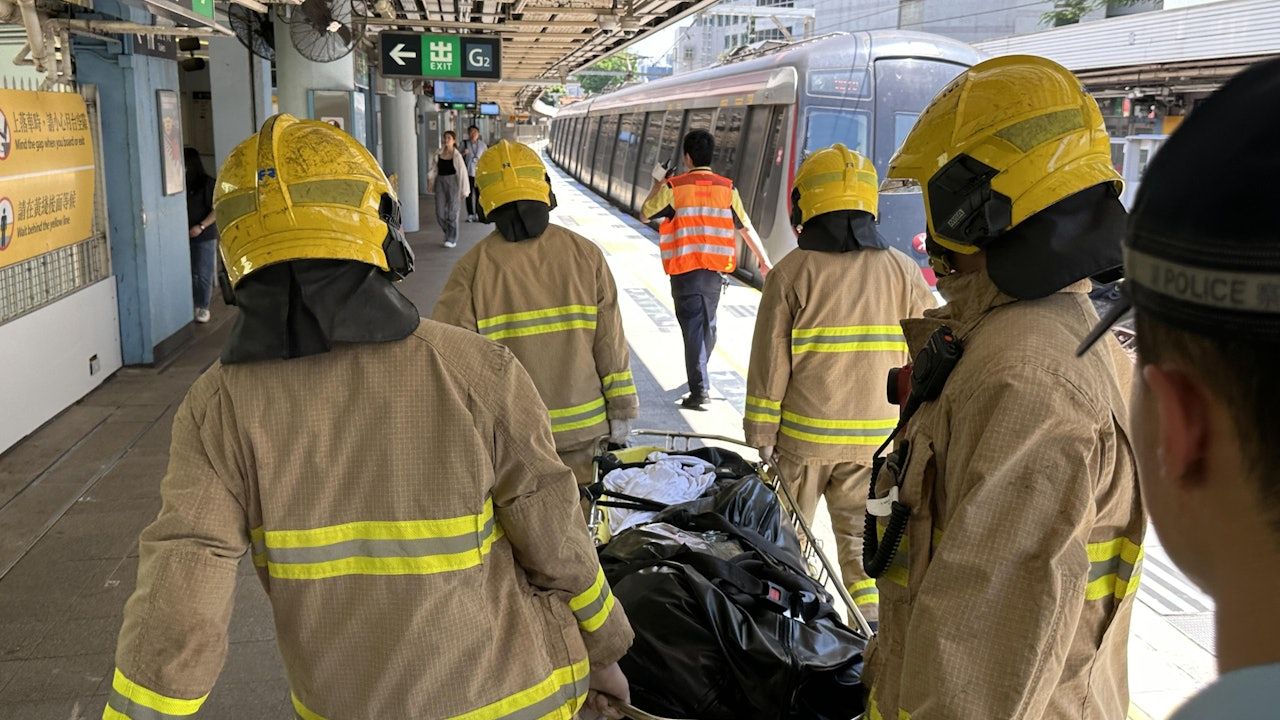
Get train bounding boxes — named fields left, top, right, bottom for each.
left=548, top=31, right=983, bottom=286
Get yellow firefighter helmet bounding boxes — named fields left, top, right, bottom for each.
left=883, top=54, right=1121, bottom=255
left=474, top=139, right=552, bottom=215
left=214, top=114, right=399, bottom=287
left=791, top=143, right=879, bottom=226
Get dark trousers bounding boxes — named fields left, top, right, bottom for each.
left=190, top=237, right=217, bottom=311
left=671, top=269, right=723, bottom=398
left=466, top=175, right=477, bottom=217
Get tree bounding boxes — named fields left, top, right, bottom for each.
left=575, top=52, right=639, bottom=95
left=1041, top=0, right=1149, bottom=26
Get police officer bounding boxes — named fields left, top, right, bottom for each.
left=744, top=144, right=933, bottom=624
left=640, top=129, right=771, bottom=410
left=1080, top=58, right=1280, bottom=718
left=103, top=117, right=633, bottom=720
left=435, top=140, right=639, bottom=486
left=862, top=56, right=1143, bottom=719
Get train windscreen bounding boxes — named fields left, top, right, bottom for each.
left=872, top=58, right=970, bottom=177
left=803, top=109, right=870, bottom=158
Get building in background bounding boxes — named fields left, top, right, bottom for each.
left=674, top=0, right=1232, bottom=74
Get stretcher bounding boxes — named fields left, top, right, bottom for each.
left=585, top=429, right=872, bottom=720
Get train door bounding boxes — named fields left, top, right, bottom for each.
left=710, top=106, right=744, bottom=178
left=582, top=115, right=602, bottom=187
left=609, top=112, right=642, bottom=206
left=752, top=106, right=790, bottom=259
left=656, top=111, right=682, bottom=176
left=673, top=109, right=715, bottom=170
left=593, top=115, right=619, bottom=195
left=731, top=105, right=777, bottom=282
left=631, top=111, right=666, bottom=213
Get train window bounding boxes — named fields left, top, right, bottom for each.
left=636, top=112, right=666, bottom=194
left=657, top=111, right=682, bottom=170
left=622, top=112, right=646, bottom=206
left=594, top=115, right=619, bottom=192
left=734, top=106, right=773, bottom=218
left=712, top=107, right=745, bottom=177
left=583, top=116, right=602, bottom=182
left=804, top=109, right=869, bottom=158
left=752, top=107, right=787, bottom=239
left=872, top=58, right=968, bottom=178
left=610, top=113, right=641, bottom=200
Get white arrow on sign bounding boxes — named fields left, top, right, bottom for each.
left=389, top=43, right=417, bottom=67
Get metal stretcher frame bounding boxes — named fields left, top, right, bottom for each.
left=589, top=429, right=871, bottom=720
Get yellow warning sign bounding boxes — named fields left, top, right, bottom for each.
left=0, top=90, right=96, bottom=269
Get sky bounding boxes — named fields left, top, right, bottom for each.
left=630, top=17, right=695, bottom=61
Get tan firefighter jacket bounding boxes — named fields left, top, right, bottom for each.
left=105, top=321, right=633, bottom=720
left=863, top=271, right=1143, bottom=720
left=744, top=247, right=934, bottom=463
left=434, top=224, right=638, bottom=451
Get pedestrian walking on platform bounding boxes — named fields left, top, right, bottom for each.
left=640, top=129, right=770, bottom=410
left=435, top=140, right=639, bottom=487
left=462, top=124, right=488, bottom=222
left=184, top=147, right=217, bottom=324
left=1080, top=57, right=1280, bottom=720
left=863, top=55, right=1143, bottom=719
left=427, top=129, right=469, bottom=248
left=745, top=144, right=934, bottom=625
left=103, top=115, right=633, bottom=720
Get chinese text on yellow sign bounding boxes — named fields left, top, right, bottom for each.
left=0, top=90, right=96, bottom=269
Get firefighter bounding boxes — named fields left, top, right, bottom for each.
left=434, top=140, right=639, bottom=486
left=640, top=129, right=771, bottom=410
left=1078, top=58, right=1280, bottom=719
left=744, top=144, right=933, bottom=625
left=103, top=116, right=633, bottom=720
left=862, top=56, right=1143, bottom=719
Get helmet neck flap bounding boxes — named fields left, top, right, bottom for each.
left=796, top=209, right=889, bottom=253
left=221, top=259, right=420, bottom=364
left=488, top=200, right=551, bottom=242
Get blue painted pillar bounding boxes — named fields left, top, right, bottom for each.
left=75, top=23, right=192, bottom=365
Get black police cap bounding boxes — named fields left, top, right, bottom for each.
left=1078, top=57, right=1280, bottom=356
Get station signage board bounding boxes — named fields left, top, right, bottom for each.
left=0, top=90, right=95, bottom=269
left=379, top=32, right=502, bottom=81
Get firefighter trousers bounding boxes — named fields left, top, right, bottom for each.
left=773, top=451, right=878, bottom=621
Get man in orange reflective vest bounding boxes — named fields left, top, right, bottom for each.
left=640, top=129, right=771, bottom=410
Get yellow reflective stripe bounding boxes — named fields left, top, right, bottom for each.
left=780, top=412, right=897, bottom=430
left=790, top=324, right=903, bottom=338
left=601, top=370, right=636, bottom=399
left=250, top=526, right=266, bottom=567
left=447, top=659, right=590, bottom=720
left=478, top=304, right=597, bottom=329
left=109, top=669, right=207, bottom=717
left=745, top=394, right=781, bottom=409
left=551, top=411, right=608, bottom=433
left=485, top=320, right=597, bottom=341
left=292, top=694, right=328, bottom=720
left=570, top=567, right=606, bottom=611
left=848, top=579, right=879, bottom=606
left=793, top=341, right=909, bottom=354
left=548, top=397, right=606, bottom=418
left=265, top=526, right=504, bottom=581
left=580, top=593, right=617, bottom=633
left=744, top=411, right=782, bottom=424
left=265, top=500, right=495, bottom=549
left=868, top=694, right=884, bottom=720
left=1085, top=537, right=1144, bottom=601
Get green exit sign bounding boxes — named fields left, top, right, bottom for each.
left=380, top=32, right=502, bottom=81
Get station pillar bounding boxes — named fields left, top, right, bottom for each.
left=272, top=14, right=354, bottom=119
left=207, top=37, right=272, bottom=166
left=380, top=86, right=420, bottom=232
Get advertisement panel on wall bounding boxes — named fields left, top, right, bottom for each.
left=0, top=90, right=96, bottom=269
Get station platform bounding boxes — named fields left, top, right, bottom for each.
left=0, top=156, right=1216, bottom=720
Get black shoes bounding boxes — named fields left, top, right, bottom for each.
left=681, top=394, right=709, bottom=410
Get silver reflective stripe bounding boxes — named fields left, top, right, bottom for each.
left=660, top=243, right=738, bottom=260
left=497, top=673, right=590, bottom=720
left=791, top=333, right=905, bottom=347
left=779, top=418, right=891, bottom=438
left=672, top=225, right=735, bottom=241
left=673, top=205, right=733, bottom=219
left=479, top=312, right=597, bottom=337
left=572, top=584, right=613, bottom=625
left=106, top=694, right=190, bottom=720
left=1089, top=550, right=1143, bottom=584
left=264, top=515, right=497, bottom=565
